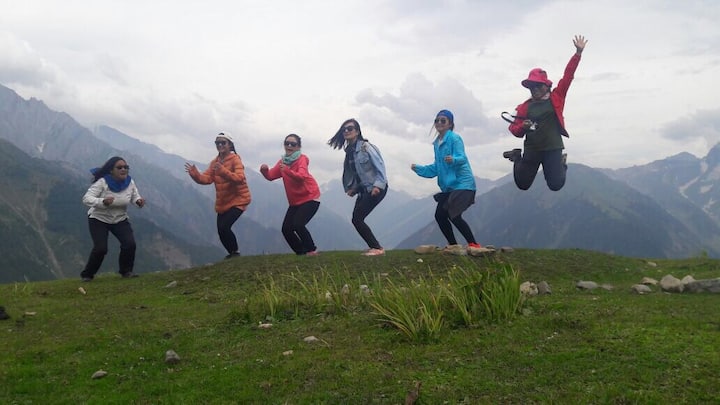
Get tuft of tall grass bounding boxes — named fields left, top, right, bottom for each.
left=440, top=264, right=485, bottom=327
left=256, top=261, right=523, bottom=341
left=258, top=268, right=371, bottom=321
left=368, top=274, right=444, bottom=342
left=259, top=273, right=283, bottom=320
left=479, top=265, right=523, bottom=322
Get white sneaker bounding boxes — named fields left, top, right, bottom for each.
left=362, top=248, right=385, bottom=256
left=414, top=245, right=438, bottom=254
left=442, top=244, right=467, bottom=256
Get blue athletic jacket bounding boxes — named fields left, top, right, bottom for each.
left=412, top=130, right=476, bottom=192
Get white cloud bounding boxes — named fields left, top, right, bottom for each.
left=1, top=0, right=719, bottom=197
left=0, top=32, right=59, bottom=87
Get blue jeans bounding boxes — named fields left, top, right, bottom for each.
left=513, top=149, right=566, bottom=191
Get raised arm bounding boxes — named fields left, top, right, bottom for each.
left=573, top=34, right=587, bottom=55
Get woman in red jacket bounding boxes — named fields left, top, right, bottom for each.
left=260, top=134, right=321, bottom=256
left=503, top=35, right=587, bottom=191
left=185, top=132, right=251, bottom=259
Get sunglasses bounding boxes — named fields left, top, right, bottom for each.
left=342, top=126, right=356, bottom=133
left=215, top=140, right=228, bottom=146
left=114, top=165, right=130, bottom=170
left=284, top=141, right=299, bottom=147
left=434, top=118, right=448, bottom=124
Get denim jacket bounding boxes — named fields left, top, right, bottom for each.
left=342, top=140, right=388, bottom=193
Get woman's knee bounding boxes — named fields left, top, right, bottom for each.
left=282, top=222, right=297, bottom=234
left=546, top=173, right=566, bottom=191
left=548, top=181, right=565, bottom=191
left=351, top=216, right=365, bottom=228
left=514, top=176, right=534, bottom=190
left=217, top=227, right=233, bottom=239
left=435, top=214, right=450, bottom=225
left=91, top=246, right=108, bottom=256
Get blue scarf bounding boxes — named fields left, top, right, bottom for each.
left=282, top=150, right=302, bottom=165
left=103, top=174, right=132, bottom=192
left=90, top=167, right=132, bottom=192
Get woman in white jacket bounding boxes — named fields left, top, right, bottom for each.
left=80, top=156, right=145, bottom=281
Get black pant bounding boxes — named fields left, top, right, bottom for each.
left=514, top=148, right=566, bottom=191
left=352, top=187, right=386, bottom=249
left=81, top=218, right=136, bottom=278
left=434, top=191, right=476, bottom=246
left=282, top=200, right=320, bottom=254
left=217, top=207, right=244, bottom=254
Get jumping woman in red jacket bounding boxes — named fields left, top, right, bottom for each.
left=503, top=35, right=587, bottom=191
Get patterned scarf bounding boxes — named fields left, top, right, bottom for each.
left=282, top=150, right=302, bottom=165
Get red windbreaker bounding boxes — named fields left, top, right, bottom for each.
left=509, top=53, right=582, bottom=138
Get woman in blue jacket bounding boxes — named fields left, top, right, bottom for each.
left=411, top=110, right=482, bottom=250
left=328, top=118, right=388, bottom=256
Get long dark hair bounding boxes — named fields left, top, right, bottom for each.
left=226, top=141, right=238, bottom=154
left=91, top=156, right=125, bottom=183
left=228, top=141, right=237, bottom=155
left=327, top=118, right=365, bottom=150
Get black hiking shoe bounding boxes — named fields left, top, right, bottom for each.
left=503, top=148, right=522, bottom=162
left=121, top=272, right=139, bottom=278
left=224, top=252, right=240, bottom=259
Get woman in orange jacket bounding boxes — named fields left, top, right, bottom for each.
left=185, top=132, right=251, bottom=259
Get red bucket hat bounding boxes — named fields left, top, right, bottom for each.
left=521, top=68, right=552, bottom=88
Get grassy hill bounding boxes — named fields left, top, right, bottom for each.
left=2, top=249, right=719, bottom=403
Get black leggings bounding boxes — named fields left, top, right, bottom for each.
left=514, top=148, right=566, bottom=191
left=434, top=192, right=476, bottom=246
left=217, top=207, right=244, bottom=254
left=282, top=200, right=320, bottom=254
left=352, top=187, right=387, bottom=249
left=81, top=218, right=136, bottom=277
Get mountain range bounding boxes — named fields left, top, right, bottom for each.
left=2, top=83, right=720, bottom=283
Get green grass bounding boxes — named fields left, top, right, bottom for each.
left=2, top=249, right=720, bottom=404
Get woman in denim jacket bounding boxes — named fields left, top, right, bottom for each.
left=328, top=118, right=388, bottom=256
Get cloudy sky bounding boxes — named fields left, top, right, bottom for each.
left=2, top=0, right=719, bottom=197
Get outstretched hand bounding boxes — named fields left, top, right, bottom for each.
left=573, top=35, right=587, bottom=54
left=184, top=162, right=195, bottom=173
